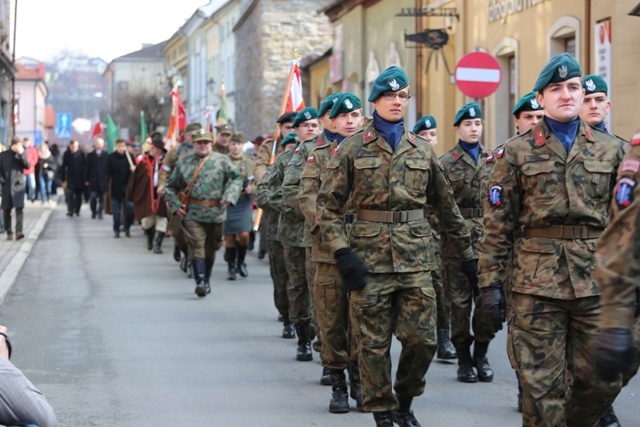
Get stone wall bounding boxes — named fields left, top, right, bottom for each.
left=235, top=0, right=333, bottom=139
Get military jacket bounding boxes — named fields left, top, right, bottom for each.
left=228, top=152, right=256, bottom=199
left=265, top=148, right=300, bottom=246
left=282, top=135, right=331, bottom=247
left=164, top=152, right=242, bottom=223
left=316, top=124, right=474, bottom=273
left=158, top=142, right=193, bottom=189
left=255, top=165, right=279, bottom=240
left=439, top=143, right=493, bottom=258
left=477, top=119, right=625, bottom=300
left=594, top=137, right=640, bottom=329
left=253, top=139, right=282, bottom=184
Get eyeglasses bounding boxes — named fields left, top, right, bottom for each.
left=382, top=92, right=411, bottom=101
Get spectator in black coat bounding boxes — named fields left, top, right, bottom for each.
left=60, top=140, right=86, bottom=217
left=84, top=138, right=108, bottom=219
left=105, top=139, right=134, bottom=237
left=0, top=137, right=29, bottom=240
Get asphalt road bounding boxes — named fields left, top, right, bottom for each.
left=0, top=204, right=638, bottom=426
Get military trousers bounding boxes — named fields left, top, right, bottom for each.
left=623, top=314, right=640, bottom=387
left=305, top=247, right=320, bottom=350
left=267, top=238, right=289, bottom=318
left=141, top=215, right=168, bottom=233
left=442, top=256, right=494, bottom=349
left=169, top=212, right=188, bottom=252
left=432, top=254, right=450, bottom=327
left=314, top=262, right=357, bottom=370
left=509, top=292, right=621, bottom=427
left=182, top=220, right=224, bottom=259
left=282, top=244, right=310, bottom=324
left=349, top=271, right=437, bottom=412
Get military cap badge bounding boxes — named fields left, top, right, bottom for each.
left=304, top=111, right=311, bottom=119
left=345, top=99, right=353, bottom=109
left=531, top=98, right=539, bottom=109
left=558, top=65, right=568, bottom=79
left=425, top=119, right=431, bottom=128
left=585, top=79, right=596, bottom=92
left=615, top=178, right=636, bottom=208
left=469, top=107, right=476, bottom=117
left=389, top=79, right=400, bottom=91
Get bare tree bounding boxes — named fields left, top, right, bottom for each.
left=111, top=89, right=171, bottom=141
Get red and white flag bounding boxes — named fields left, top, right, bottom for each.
left=166, top=84, right=187, bottom=149
left=90, top=113, right=102, bottom=139
left=285, top=61, right=305, bottom=113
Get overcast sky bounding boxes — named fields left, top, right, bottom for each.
left=15, top=0, right=210, bottom=62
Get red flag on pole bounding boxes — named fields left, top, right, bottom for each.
left=166, top=84, right=187, bottom=149
left=90, top=113, right=102, bottom=139
left=285, top=61, right=305, bottom=113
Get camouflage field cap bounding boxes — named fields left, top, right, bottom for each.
left=453, top=103, right=482, bottom=126
left=329, top=93, right=362, bottom=119
left=582, top=74, right=608, bottom=95
left=533, top=53, right=582, bottom=92
left=368, top=66, right=409, bottom=102
left=412, top=115, right=437, bottom=133
left=279, top=131, right=298, bottom=147
left=292, top=107, right=319, bottom=128
left=193, top=130, right=214, bottom=143
left=318, top=92, right=343, bottom=117
left=512, top=92, right=543, bottom=116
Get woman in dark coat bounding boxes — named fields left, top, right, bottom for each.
left=0, top=137, right=29, bottom=240
left=59, top=140, right=86, bottom=217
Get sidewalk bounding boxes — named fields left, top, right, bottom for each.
left=0, top=197, right=60, bottom=305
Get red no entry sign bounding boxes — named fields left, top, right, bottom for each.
left=455, top=52, right=502, bottom=98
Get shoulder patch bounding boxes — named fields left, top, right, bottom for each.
left=488, top=185, right=503, bottom=207
left=452, top=151, right=461, bottom=161
left=496, top=148, right=505, bottom=159
left=486, top=155, right=494, bottom=163
left=306, top=155, right=314, bottom=163
left=632, top=137, right=640, bottom=146
left=621, top=160, right=640, bottom=174
left=535, top=129, right=546, bottom=146
left=438, top=161, right=445, bottom=171
left=294, top=147, right=300, bottom=153
left=615, top=177, right=636, bottom=209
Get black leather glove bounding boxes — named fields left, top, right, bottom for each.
left=480, top=283, right=506, bottom=333
left=335, top=248, right=367, bottom=292
left=460, top=259, right=479, bottom=296
left=593, top=328, right=633, bottom=382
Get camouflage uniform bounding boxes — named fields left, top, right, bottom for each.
left=316, top=125, right=474, bottom=412
left=477, top=119, right=625, bottom=426
left=594, top=137, right=640, bottom=388
left=439, top=143, right=496, bottom=371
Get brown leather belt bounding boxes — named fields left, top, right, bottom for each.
left=188, top=198, right=221, bottom=207
left=459, top=208, right=484, bottom=218
left=523, top=225, right=603, bottom=240
left=356, top=209, right=425, bottom=223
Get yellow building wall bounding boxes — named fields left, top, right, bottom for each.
left=309, top=58, right=332, bottom=108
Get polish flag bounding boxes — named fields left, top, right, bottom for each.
left=285, top=61, right=305, bottom=113
left=166, top=85, right=187, bottom=149
left=90, top=113, right=102, bottom=138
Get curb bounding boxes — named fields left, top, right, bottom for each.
left=0, top=203, right=56, bottom=306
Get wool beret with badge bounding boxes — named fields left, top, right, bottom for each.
left=292, top=107, right=319, bottom=128
left=453, top=103, right=482, bottom=126
left=412, top=115, right=437, bottom=133
left=582, top=74, right=608, bottom=95
left=279, top=131, right=298, bottom=147
left=318, top=92, right=343, bottom=117
left=533, top=53, right=582, bottom=92
left=276, top=111, right=297, bottom=124
left=368, top=66, right=409, bottom=102
left=329, top=93, right=362, bottom=119
left=512, top=92, right=543, bottom=116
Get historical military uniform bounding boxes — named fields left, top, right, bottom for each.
left=164, top=132, right=242, bottom=297
left=477, top=54, right=626, bottom=427
left=439, top=103, right=496, bottom=383
left=317, top=66, right=475, bottom=426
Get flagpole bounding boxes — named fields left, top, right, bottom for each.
left=252, top=56, right=300, bottom=232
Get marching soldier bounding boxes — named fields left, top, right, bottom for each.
left=164, top=131, right=242, bottom=297
left=477, top=53, right=625, bottom=426
left=213, top=123, right=232, bottom=155
left=316, top=66, right=477, bottom=427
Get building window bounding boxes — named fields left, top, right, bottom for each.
left=493, top=37, right=519, bottom=148
left=548, top=16, right=581, bottom=62
left=565, top=37, right=576, bottom=56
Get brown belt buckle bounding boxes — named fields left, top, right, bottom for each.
left=393, top=211, right=403, bottom=223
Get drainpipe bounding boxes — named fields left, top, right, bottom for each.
left=585, top=0, right=591, bottom=73
left=416, top=0, right=423, bottom=119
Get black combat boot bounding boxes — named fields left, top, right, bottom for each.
left=282, top=314, right=295, bottom=339
left=473, top=341, right=494, bottom=382
left=348, top=362, right=364, bottom=411
left=436, top=325, right=457, bottom=360
left=145, top=227, right=155, bottom=250
left=204, top=258, right=214, bottom=294
left=516, top=373, right=523, bottom=413
left=236, top=244, right=248, bottom=277
left=173, top=244, right=181, bottom=262
left=393, top=395, right=422, bottom=427
left=225, top=246, right=237, bottom=280
left=597, top=405, right=620, bottom=427
left=373, top=411, right=394, bottom=427
left=456, top=344, right=478, bottom=383
left=153, top=231, right=165, bottom=254
left=192, top=258, right=206, bottom=297
left=328, top=369, right=349, bottom=413
left=320, top=367, right=331, bottom=386
left=294, top=321, right=312, bottom=361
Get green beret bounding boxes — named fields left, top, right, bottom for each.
left=292, top=107, right=319, bottom=128
left=412, top=115, right=437, bottom=133
left=533, top=53, right=582, bottom=92
left=276, top=111, right=297, bottom=124
left=453, top=103, right=482, bottom=126
left=582, top=74, right=608, bottom=95
left=184, top=122, right=202, bottom=133
left=512, top=92, right=543, bottom=116
left=368, top=66, right=409, bottom=102
left=193, top=130, right=213, bottom=143
left=279, top=131, right=298, bottom=147
left=329, top=93, right=362, bottom=119
left=318, top=92, right=342, bottom=117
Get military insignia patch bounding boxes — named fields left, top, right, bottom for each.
left=615, top=178, right=636, bottom=208
left=585, top=79, right=596, bottom=92
left=408, top=133, right=415, bottom=143
left=295, top=147, right=300, bottom=153
left=438, top=161, right=445, bottom=171
left=304, top=111, right=311, bottom=119
left=558, top=65, right=568, bottom=79
left=486, top=155, right=494, bottom=163
left=585, top=127, right=594, bottom=140
left=389, top=79, right=400, bottom=91
left=452, top=151, right=461, bottom=161
left=488, top=185, right=503, bottom=207
left=496, top=149, right=504, bottom=159
left=531, top=98, right=539, bottom=109
left=535, top=129, right=546, bottom=146
left=345, top=99, right=353, bottom=109
left=307, top=156, right=314, bottom=163
left=622, top=160, right=640, bottom=173
left=632, top=136, right=640, bottom=146
left=425, top=119, right=431, bottom=128
left=469, top=107, right=476, bottom=117
left=161, top=164, right=172, bottom=172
